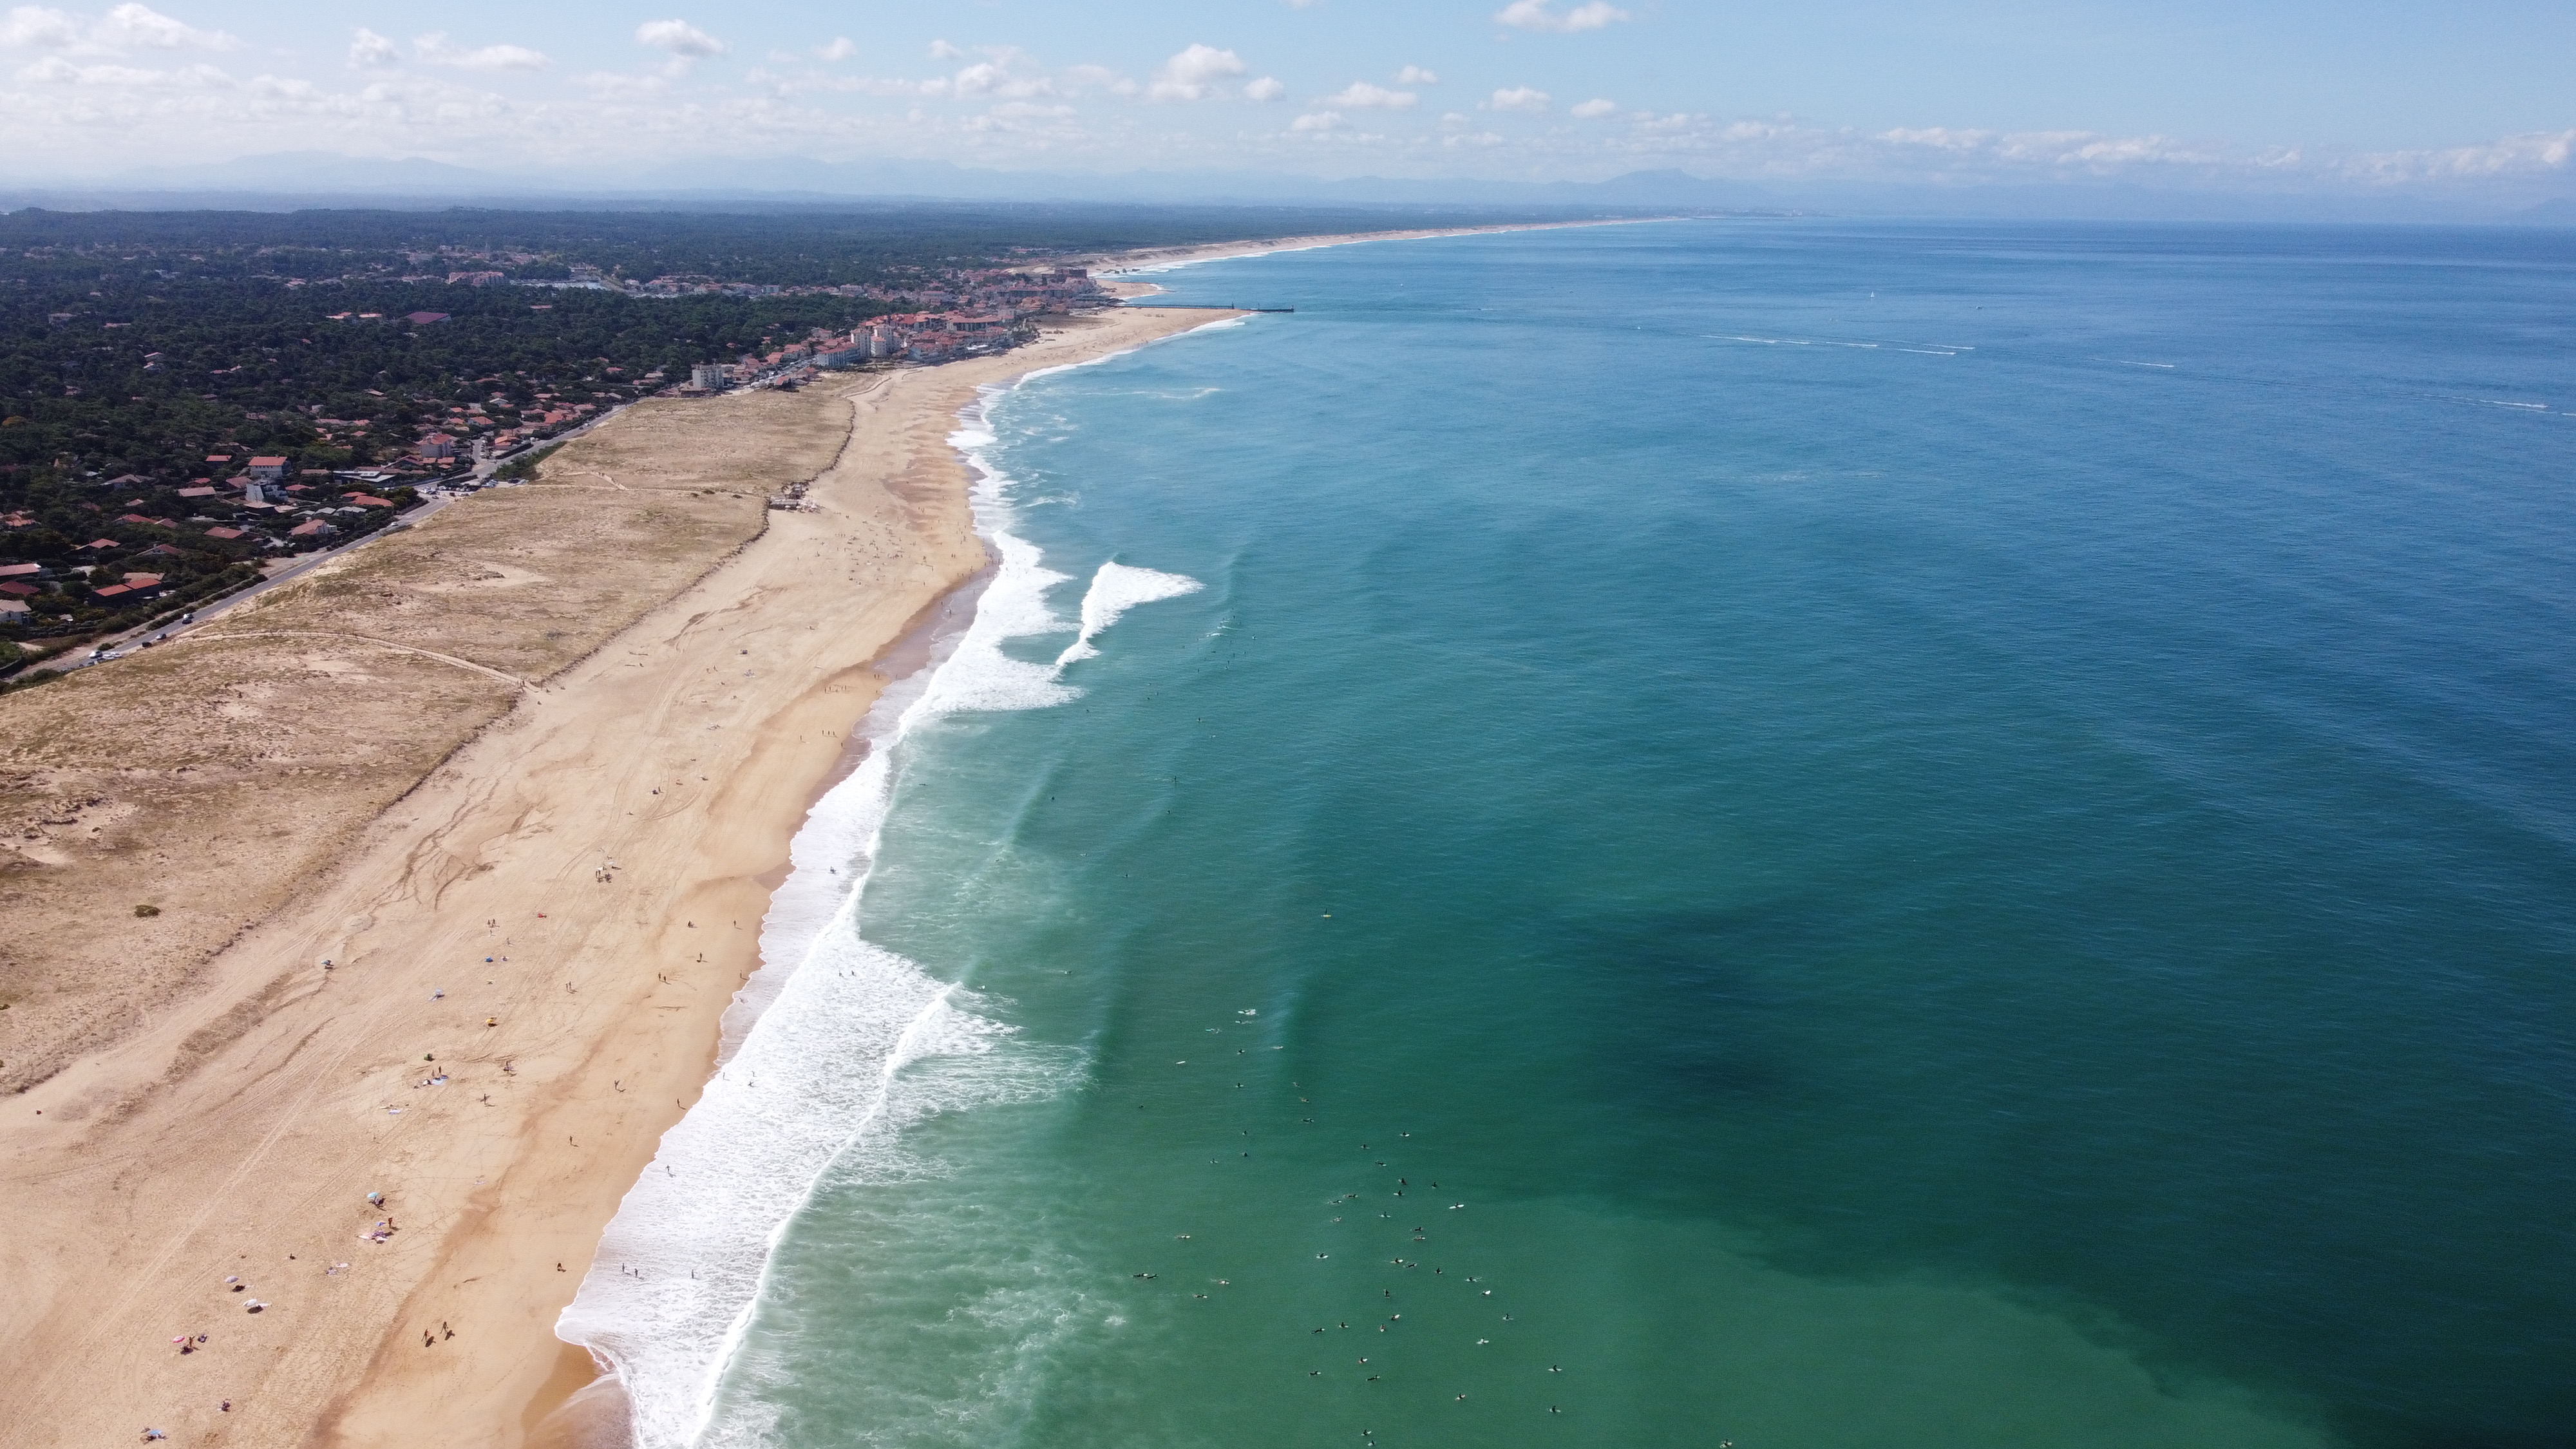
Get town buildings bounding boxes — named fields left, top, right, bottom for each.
left=680, top=267, right=1107, bottom=388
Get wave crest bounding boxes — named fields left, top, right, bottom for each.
left=558, top=372, right=1202, bottom=1449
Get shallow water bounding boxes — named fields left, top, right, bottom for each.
left=580, top=220, right=2576, bottom=1448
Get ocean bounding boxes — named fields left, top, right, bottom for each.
left=561, top=220, right=2576, bottom=1449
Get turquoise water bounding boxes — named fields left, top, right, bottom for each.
left=583, top=222, right=2576, bottom=1448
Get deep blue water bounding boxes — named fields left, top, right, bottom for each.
left=633, top=221, right=2576, bottom=1449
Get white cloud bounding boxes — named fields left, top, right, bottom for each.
left=852, top=73, right=947, bottom=98
left=1493, top=0, right=1629, bottom=33
left=636, top=19, right=725, bottom=59
left=346, top=26, right=396, bottom=70
left=950, top=59, right=1053, bottom=98
left=414, top=32, right=548, bottom=72
left=572, top=68, right=667, bottom=97
left=20, top=52, right=222, bottom=84
left=1323, top=80, right=1414, bottom=109
left=1065, top=62, right=1138, bottom=96
left=98, top=3, right=234, bottom=50
left=245, top=73, right=333, bottom=104
left=0, top=6, right=80, bottom=48
left=3, top=1, right=240, bottom=55
left=2027, top=133, right=2201, bottom=167
left=1150, top=43, right=1244, bottom=101
left=967, top=98, right=1077, bottom=132
left=1873, top=125, right=2212, bottom=171
left=5, top=16, right=2564, bottom=211
left=1877, top=125, right=1987, bottom=151
left=2350, top=129, right=2575, bottom=182
left=928, top=39, right=964, bottom=60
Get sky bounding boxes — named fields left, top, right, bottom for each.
left=1, top=0, right=2572, bottom=202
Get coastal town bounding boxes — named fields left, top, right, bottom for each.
left=0, top=246, right=1113, bottom=682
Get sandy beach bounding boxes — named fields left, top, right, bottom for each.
left=0, top=299, right=1236, bottom=1448
left=0, top=217, right=1650, bottom=1448
left=1079, top=216, right=1676, bottom=283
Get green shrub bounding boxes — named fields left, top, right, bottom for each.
left=493, top=442, right=566, bottom=482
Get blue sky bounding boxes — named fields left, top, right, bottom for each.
left=2, top=1, right=2571, bottom=199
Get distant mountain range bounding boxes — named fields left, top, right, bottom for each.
left=3, top=151, right=2570, bottom=225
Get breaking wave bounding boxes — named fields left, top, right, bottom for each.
left=557, top=370, right=1202, bottom=1449
left=1056, top=562, right=1204, bottom=668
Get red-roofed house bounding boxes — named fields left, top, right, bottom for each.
left=344, top=493, right=398, bottom=507
left=417, top=433, right=457, bottom=460
left=81, top=537, right=118, bottom=549
left=203, top=526, right=245, bottom=540
left=205, top=455, right=232, bottom=464
left=91, top=582, right=132, bottom=600
left=406, top=311, right=451, bottom=325
left=247, top=456, right=289, bottom=482
left=176, top=486, right=218, bottom=499
left=287, top=519, right=338, bottom=540
left=0, top=562, right=41, bottom=578
left=0, top=581, right=38, bottom=598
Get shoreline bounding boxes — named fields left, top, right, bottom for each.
left=0, top=301, right=1240, bottom=1449
left=424, top=308, right=1260, bottom=1448
left=0, top=218, right=1634, bottom=1449
left=540, top=348, right=1182, bottom=1446
left=343, top=308, right=1255, bottom=1445
left=1075, top=214, right=1683, bottom=286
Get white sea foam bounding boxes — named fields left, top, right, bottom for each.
left=1055, top=563, right=1205, bottom=667
left=1716, top=334, right=1971, bottom=356
left=557, top=365, right=1205, bottom=1449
